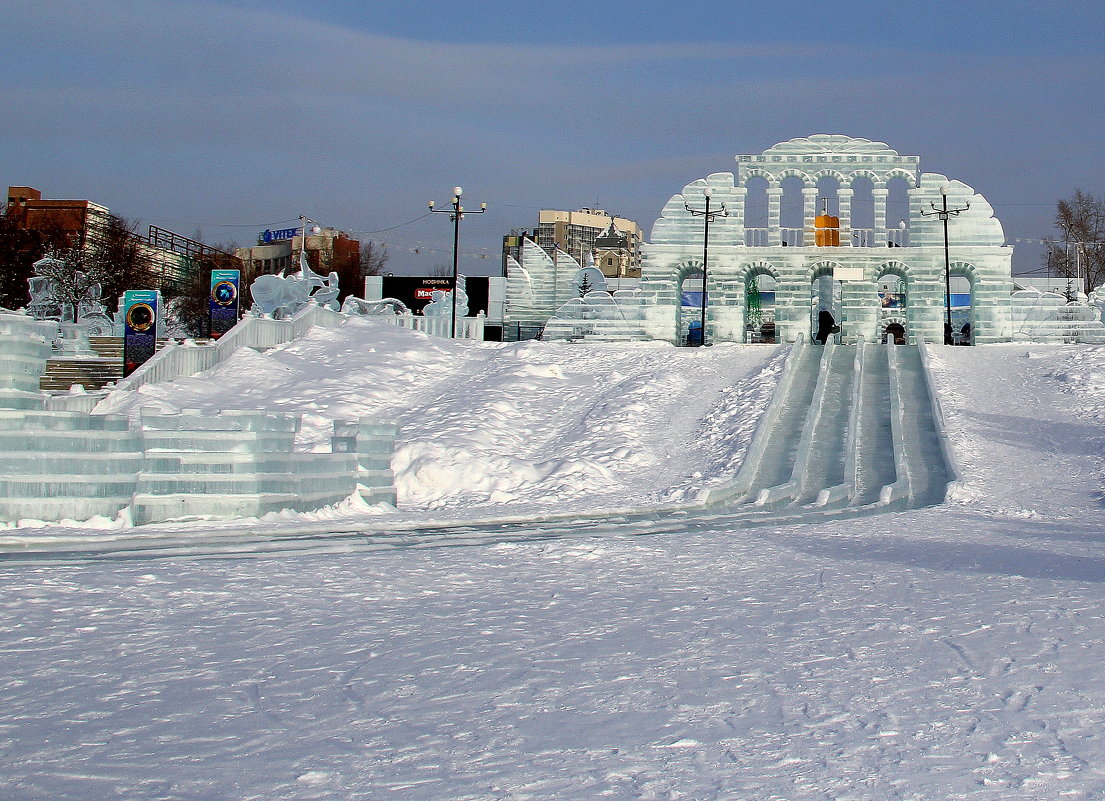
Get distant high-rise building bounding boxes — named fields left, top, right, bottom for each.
left=534, top=208, right=642, bottom=278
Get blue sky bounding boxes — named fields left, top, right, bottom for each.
left=4, top=0, right=1104, bottom=275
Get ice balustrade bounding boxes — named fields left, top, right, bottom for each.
left=114, top=297, right=483, bottom=397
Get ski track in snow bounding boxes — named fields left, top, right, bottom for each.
left=1, top=334, right=1105, bottom=799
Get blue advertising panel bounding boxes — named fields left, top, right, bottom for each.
left=123, top=290, right=158, bottom=377
left=208, top=269, right=241, bottom=340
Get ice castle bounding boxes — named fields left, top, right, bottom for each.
left=506, top=135, right=1105, bottom=345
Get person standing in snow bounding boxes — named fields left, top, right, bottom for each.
left=815, top=309, right=835, bottom=345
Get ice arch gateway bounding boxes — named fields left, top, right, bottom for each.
left=640, top=135, right=1013, bottom=345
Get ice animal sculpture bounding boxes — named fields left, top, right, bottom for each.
left=341, top=296, right=411, bottom=317
left=250, top=247, right=340, bottom=317
left=421, top=276, right=469, bottom=318
left=1090, top=287, right=1105, bottom=326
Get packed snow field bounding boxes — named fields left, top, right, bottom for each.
left=2, top=323, right=1104, bottom=800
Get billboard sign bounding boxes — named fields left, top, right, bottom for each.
left=208, top=269, right=241, bottom=340
left=123, top=290, right=158, bottom=378
left=261, top=227, right=300, bottom=244
left=381, top=276, right=457, bottom=314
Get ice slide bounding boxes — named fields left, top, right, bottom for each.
left=1, top=335, right=956, bottom=563
left=699, top=336, right=951, bottom=515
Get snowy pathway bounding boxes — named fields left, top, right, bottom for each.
left=2, top=336, right=1104, bottom=799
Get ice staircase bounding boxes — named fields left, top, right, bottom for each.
left=38, top=337, right=172, bottom=392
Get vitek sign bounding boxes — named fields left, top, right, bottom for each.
left=261, top=228, right=301, bottom=243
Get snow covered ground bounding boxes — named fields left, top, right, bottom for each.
left=1, top=326, right=1104, bottom=800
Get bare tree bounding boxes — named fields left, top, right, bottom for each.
left=359, top=240, right=389, bottom=277
left=166, top=241, right=247, bottom=338
left=0, top=213, right=72, bottom=310
left=85, top=215, right=156, bottom=301
left=1043, top=190, right=1105, bottom=296
left=429, top=262, right=453, bottom=278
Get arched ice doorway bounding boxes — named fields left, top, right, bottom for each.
left=881, top=320, right=907, bottom=344
left=809, top=263, right=842, bottom=341
left=875, top=263, right=909, bottom=343
left=744, top=262, right=779, bottom=343
left=949, top=261, right=977, bottom=344
left=676, top=261, right=705, bottom=346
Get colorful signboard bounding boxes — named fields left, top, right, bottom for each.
left=123, top=290, right=158, bottom=378
left=208, top=269, right=241, bottom=340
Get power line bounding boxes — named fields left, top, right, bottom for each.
left=348, top=212, right=434, bottom=236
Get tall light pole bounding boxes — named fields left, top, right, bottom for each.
left=920, top=184, right=969, bottom=339
left=429, top=186, right=486, bottom=338
left=683, top=186, right=728, bottom=346
left=298, top=215, right=321, bottom=275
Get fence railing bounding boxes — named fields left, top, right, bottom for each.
left=110, top=304, right=485, bottom=394
left=378, top=314, right=485, bottom=340
left=745, top=228, right=769, bottom=247
left=851, top=228, right=909, bottom=248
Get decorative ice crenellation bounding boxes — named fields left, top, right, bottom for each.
left=504, top=240, right=587, bottom=339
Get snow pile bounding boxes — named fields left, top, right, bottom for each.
left=91, top=318, right=781, bottom=522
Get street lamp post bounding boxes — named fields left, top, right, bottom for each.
left=683, top=186, right=728, bottom=346
left=298, top=215, right=322, bottom=275
left=920, top=185, right=969, bottom=340
left=429, top=186, right=487, bottom=338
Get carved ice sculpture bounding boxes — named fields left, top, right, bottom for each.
left=341, top=296, right=411, bottom=316
left=250, top=247, right=340, bottom=317
left=26, top=254, right=114, bottom=335
left=1090, top=287, right=1105, bottom=327
left=421, top=276, right=469, bottom=318
left=542, top=287, right=643, bottom=341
